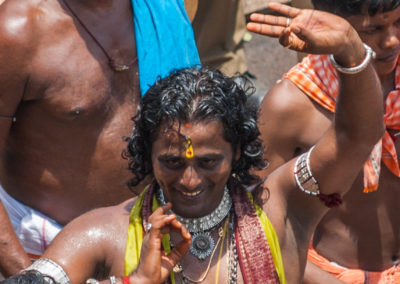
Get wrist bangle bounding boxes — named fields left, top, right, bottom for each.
left=329, top=43, right=376, bottom=74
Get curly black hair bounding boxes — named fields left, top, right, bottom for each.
left=123, top=67, right=267, bottom=189
left=312, top=0, right=400, bottom=16
left=0, top=271, right=56, bottom=284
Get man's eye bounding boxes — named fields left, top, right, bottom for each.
left=198, top=158, right=217, bottom=169
left=361, top=29, right=378, bottom=35
left=163, top=159, right=184, bottom=169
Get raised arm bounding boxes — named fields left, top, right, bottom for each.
left=247, top=3, right=384, bottom=281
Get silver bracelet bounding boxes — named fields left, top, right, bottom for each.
left=86, top=279, right=100, bottom=284
left=329, top=43, right=376, bottom=74
left=294, top=146, right=320, bottom=196
left=109, top=276, right=117, bottom=284
left=23, top=258, right=71, bottom=284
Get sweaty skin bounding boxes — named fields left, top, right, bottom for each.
left=257, top=5, right=400, bottom=282
left=30, top=4, right=384, bottom=283
left=0, top=0, right=140, bottom=275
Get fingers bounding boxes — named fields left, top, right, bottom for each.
left=249, top=13, right=289, bottom=27
left=268, top=2, right=300, bottom=18
left=247, top=22, right=284, bottom=37
left=146, top=203, right=176, bottom=236
left=160, top=234, right=191, bottom=279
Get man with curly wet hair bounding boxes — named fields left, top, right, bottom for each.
left=123, top=67, right=264, bottom=190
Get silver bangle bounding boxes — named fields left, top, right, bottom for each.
left=23, top=258, right=71, bottom=284
left=86, top=279, right=100, bottom=284
left=294, top=146, right=320, bottom=196
left=109, top=276, right=117, bottom=284
left=329, top=43, right=376, bottom=74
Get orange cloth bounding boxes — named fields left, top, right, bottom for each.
left=308, top=245, right=400, bottom=283
left=285, top=55, right=400, bottom=192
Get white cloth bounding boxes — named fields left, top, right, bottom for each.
left=0, top=184, right=62, bottom=257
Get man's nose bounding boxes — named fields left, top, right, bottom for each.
left=382, top=26, right=400, bottom=49
left=179, top=166, right=202, bottom=190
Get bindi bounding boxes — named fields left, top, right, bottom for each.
left=184, top=136, right=194, bottom=158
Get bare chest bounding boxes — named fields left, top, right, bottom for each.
left=21, top=11, right=139, bottom=122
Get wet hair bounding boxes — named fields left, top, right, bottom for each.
left=123, top=67, right=267, bottom=189
left=312, top=0, right=400, bottom=16
left=0, top=271, right=55, bottom=284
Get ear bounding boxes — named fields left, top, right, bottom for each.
left=184, top=0, right=198, bottom=22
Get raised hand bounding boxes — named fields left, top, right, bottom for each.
left=130, top=203, right=191, bottom=284
left=246, top=2, right=364, bottom=65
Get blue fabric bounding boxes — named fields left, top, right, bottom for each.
left=131, top=0, right=201, bottom=96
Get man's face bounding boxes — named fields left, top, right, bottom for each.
left=151, top=120, right=236, bottom=218
left=347, top=6, right=400, bottom=77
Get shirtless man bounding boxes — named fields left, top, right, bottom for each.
left=0, top=0, right=199, bottom=277
left=3, top=3, right=385, bottom=282
left=256, top=0, right=400, bottom=282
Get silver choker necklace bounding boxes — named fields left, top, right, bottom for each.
left=156, top=187, right=232, bottom=233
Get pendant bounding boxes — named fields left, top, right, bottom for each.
left=190, top=232, right=215, bottom=260
left=109, top=59, right=131, bottom=72
left=113, top=64, right=130, bottom=72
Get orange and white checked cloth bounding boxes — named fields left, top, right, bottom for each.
left=284, top=55, right=400, bottom=192
left=308, top=245, right=400, bottom=283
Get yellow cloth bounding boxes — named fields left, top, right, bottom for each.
left=124, top=187, right=286, bottom=284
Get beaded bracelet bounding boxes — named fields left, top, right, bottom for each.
left=329, top=43, right=376, bottom=74
left=294, top=146, right=320, bottom=196
left=294, top=146, right=343, bottom=208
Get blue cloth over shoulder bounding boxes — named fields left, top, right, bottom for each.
left=131, top=0, right=201, bottom=96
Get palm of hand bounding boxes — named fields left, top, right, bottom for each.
left=288, top=9, right=354, bottom=55
left=246, top=3, right=358, bottom=57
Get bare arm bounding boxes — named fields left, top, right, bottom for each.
left=256, top=78, right=331, bottom=177
left=40, top=202, right=190, bottom=284
left=0, top=203, right=31, bottom=276
left=247, top=3, right=384, bottom=281
left=0, top=1, right=35, bottom=275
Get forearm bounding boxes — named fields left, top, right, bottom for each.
left=327, top=24, right=384, bottom=147
left=313, top=41, right=385, bottom=195
left=0, top=202, right=31, bottom=277
left=334, top=51, right=384, bottom=148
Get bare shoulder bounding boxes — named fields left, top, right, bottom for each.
left=42, top=198, right=137, bottom=282
left=259, top=78, right=318, bottom=128
left=49, top=197, right=136, bottom=245
left=0, top=0, right=44, bottom=44
left=256, top=79, right=319, bottom=176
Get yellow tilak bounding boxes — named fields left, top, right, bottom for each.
left=185, top=136, right=194, bottom=158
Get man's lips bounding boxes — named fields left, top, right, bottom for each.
left=377, top=51, right=399, bottom=62
left=179, top=189, right=202, bottom=198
